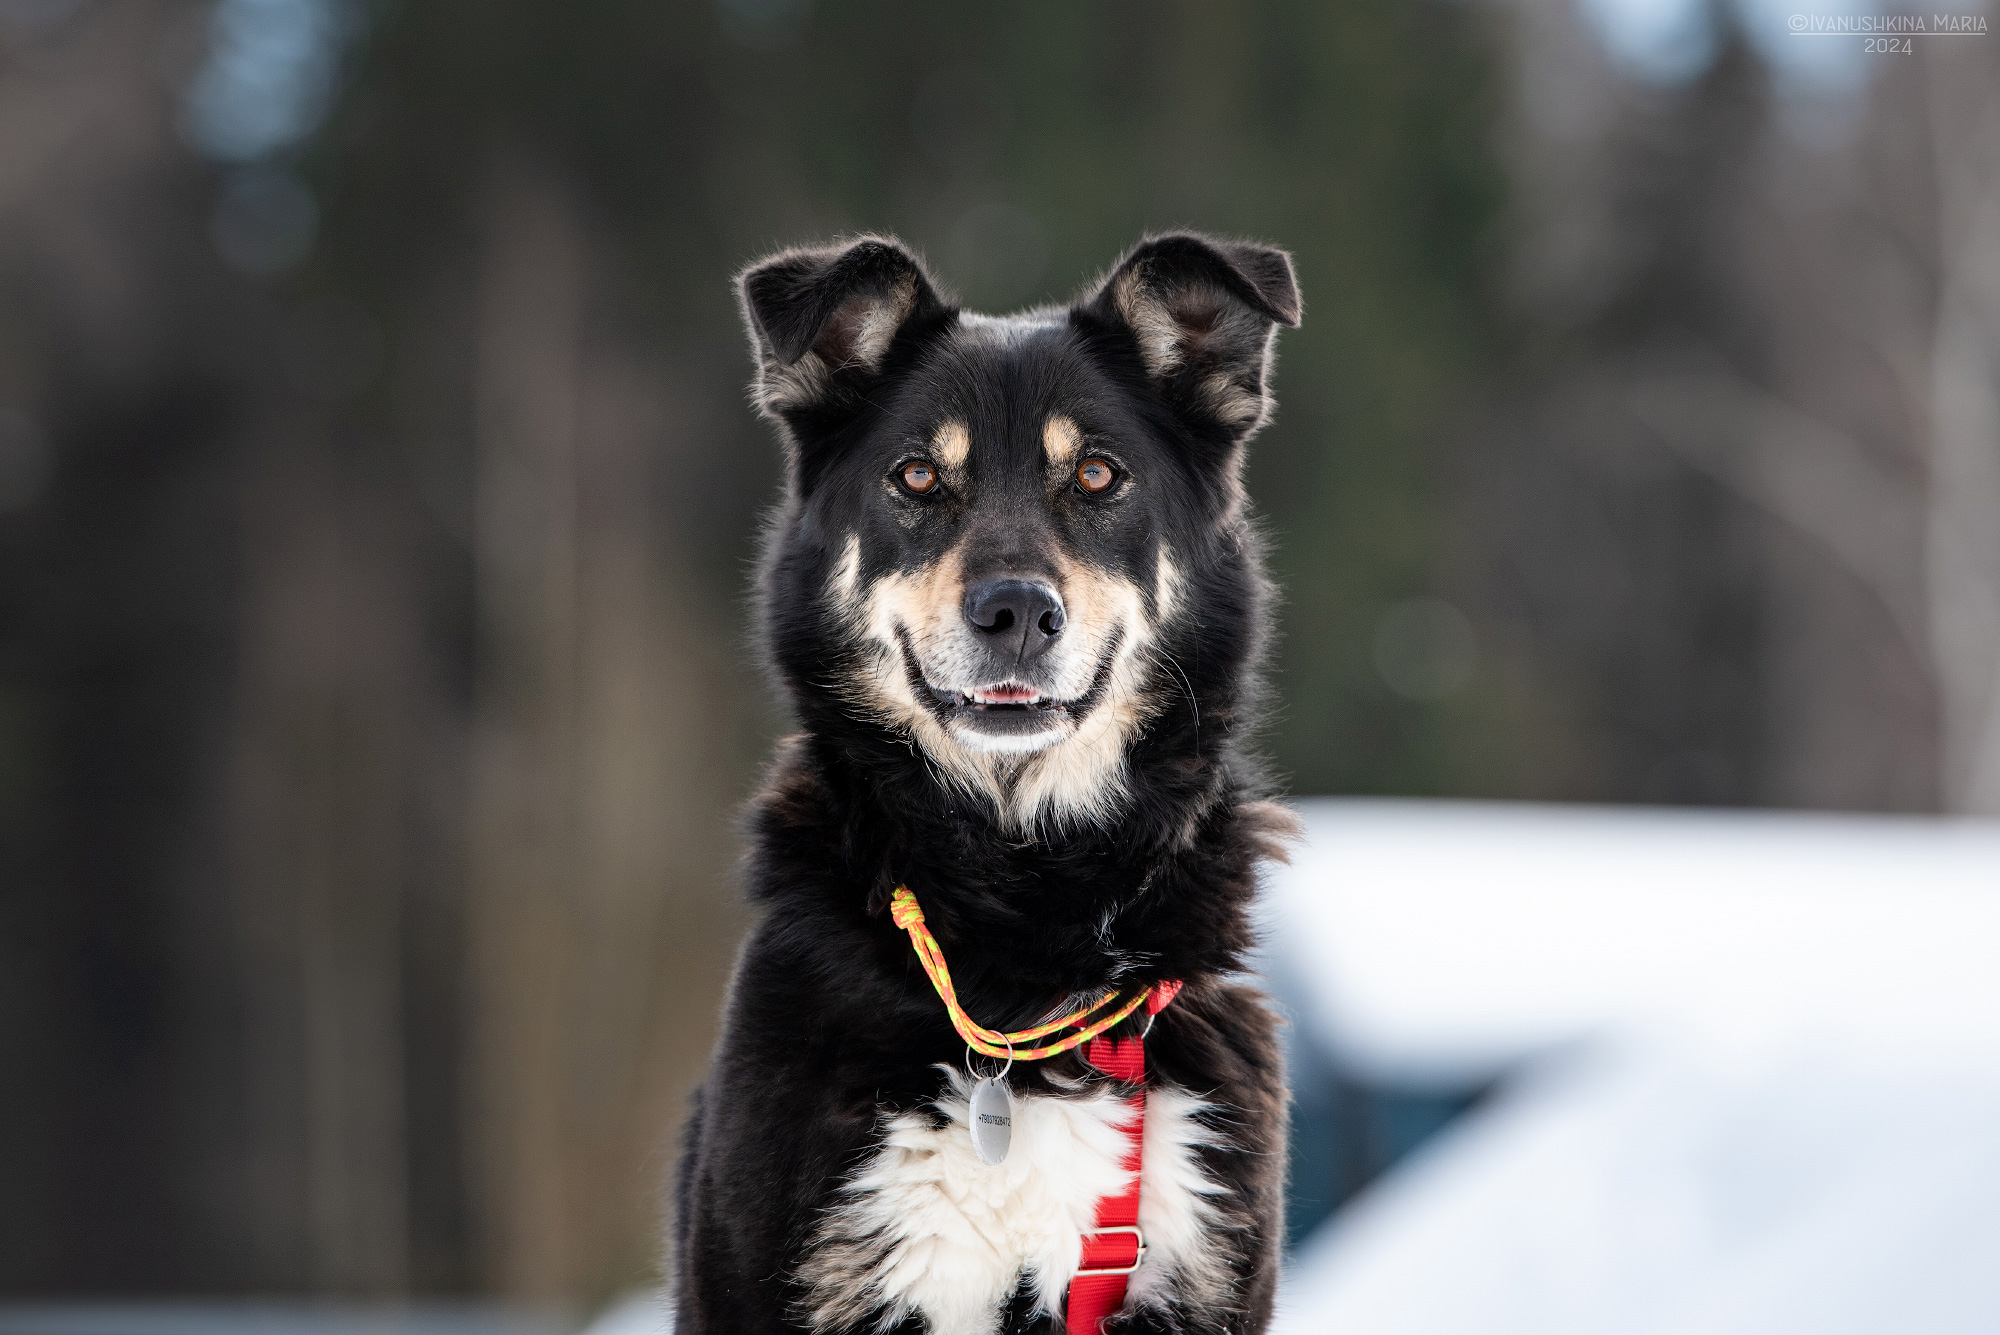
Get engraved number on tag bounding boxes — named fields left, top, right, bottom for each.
left=969, top=1076, right=1013, bottom=1166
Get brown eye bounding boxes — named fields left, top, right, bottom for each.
left=1076, top=458, right=1117, bottom=494
left=900, top=460, right=938, bottom=494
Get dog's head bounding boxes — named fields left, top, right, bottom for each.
left=740, top=233, right=1298, bottom=833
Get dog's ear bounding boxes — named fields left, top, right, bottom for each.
left=1079, top=233, right=1300, bottom=444
left=737, top=236, right=952, bottom=429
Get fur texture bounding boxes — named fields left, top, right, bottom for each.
left=794, top=1071, right=1231, bottom=1335
left=674, top=232, right=1302, bottom=1335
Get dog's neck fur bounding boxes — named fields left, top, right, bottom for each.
left=746, top=639, right=1291, bottom=1025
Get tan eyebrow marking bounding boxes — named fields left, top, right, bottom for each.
left=932, top=421, right=970, bottom=470
left=1043, top=415, right=1082, bottom=465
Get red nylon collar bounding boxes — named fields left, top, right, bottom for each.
left=1068, top=980, right=1182, bottom=1334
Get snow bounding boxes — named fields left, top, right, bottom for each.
left=1262, top=799, right=2000, bottom=1335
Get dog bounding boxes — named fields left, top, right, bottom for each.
left=673, top=232, right=1302, bottom=1335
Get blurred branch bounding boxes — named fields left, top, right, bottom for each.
left=1629, top=368, right=1929, bottom=665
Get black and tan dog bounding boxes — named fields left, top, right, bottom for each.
left=674, top=233, right=1302, bottom=1335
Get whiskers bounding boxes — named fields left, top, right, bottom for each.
left=1144, top=644, right=1200, bottom=757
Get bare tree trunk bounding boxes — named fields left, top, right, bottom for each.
left=467, top=161, right=587, bottom=1300
left=227, top=427, right=417, bottom=1293
left=464, top=159, right=745, bottom=1300
left=1924, top=49, right=2000, bottom=815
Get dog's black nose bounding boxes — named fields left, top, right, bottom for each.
left=964, top=578, right=1066, bottom=658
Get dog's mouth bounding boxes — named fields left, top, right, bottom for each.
left=922, top=679, right=1080, bottom=747
left=931, top=682, right=1063, bottom=712
left=894, top=629, right=1124, bottom=750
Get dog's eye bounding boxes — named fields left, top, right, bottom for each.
left=1075, top=458, right=1118, bottom=494
left=899, top=460, right=939, bottom=495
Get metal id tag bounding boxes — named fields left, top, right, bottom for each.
left=969, top=1076, right=1014, bottom=1166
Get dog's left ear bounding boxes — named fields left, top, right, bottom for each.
left=1079, top=233, right=1301, bottom=443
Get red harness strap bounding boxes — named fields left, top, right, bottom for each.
left=1067, top=980, right=1183, bottom=1335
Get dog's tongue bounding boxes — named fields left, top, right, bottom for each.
left=974, top=685, right=1038, bottom=704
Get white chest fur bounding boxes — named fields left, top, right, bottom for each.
left=799, top=1070, right=1231, bottom=1335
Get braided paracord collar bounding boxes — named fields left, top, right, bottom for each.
left=888, top=884, right=1179, bottom=1061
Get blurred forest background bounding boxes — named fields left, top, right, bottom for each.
left=1, top=0, right=1996, bottom=1310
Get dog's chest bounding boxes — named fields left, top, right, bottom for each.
left=799, top=1076, right=1227, bottom=1335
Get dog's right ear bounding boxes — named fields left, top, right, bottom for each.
left=737, top=236, right=952, bottom=431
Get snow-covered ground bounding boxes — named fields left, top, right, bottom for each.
left=1263, top=799, right=2000, bottom=1335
